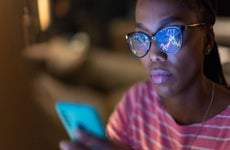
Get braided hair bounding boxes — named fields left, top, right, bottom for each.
left=204, top=41, right=227, bottom=85
left=199, top=0, right=227, bottom=85
left=182, top=0, right=227, bottom=85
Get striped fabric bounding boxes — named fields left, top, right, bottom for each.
left=106, top=80, right=230, bottom=150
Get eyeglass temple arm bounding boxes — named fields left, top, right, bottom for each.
left=185, top=23, right=208, bottom=30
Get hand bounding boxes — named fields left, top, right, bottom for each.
left=59, top=130, right=131, bottom=150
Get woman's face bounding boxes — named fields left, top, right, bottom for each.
left=136, top=0, right=207, bottom=97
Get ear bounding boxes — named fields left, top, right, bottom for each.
left=204, top=27, right=215, bottom=55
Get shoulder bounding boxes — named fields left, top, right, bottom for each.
left=212, top=83, right=230, bottom=118
left=216, top=83, right=230, bottom=104
left=116, top=80, right=158, bottom=111
left=121, top=80, right=155, bottom=101
left=125, top=80, right=155, bottom=95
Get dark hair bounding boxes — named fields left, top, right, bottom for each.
left=204, top=43, right=227, bottom=85
left=196, top=0, right=227, bottom=85
left=181, top=0, right=227, bottom=85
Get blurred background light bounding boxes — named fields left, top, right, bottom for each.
left=37, top=0, right=51, bottom=31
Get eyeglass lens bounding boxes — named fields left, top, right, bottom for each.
left=127, top=26, right=183, bottom=57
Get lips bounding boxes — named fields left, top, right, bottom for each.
left=150, top=69, right=173, bottom=84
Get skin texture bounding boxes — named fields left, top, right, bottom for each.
left=59, top=0, right=230, bottom=149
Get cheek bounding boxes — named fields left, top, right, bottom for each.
left=183, top=31, right=206, bottom=56
left=176, top=31, right=206, bottom=68
left=169, top=38, right=205, bottom=78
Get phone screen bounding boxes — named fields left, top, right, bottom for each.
left=56, top=101, right=106, bottom=141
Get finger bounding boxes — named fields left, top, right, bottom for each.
left=74, top=130, right=105, bottom=149
left=59, top=140, right=73, bottom=150
left=74, top=131, right=131, bottom=150
left=59, top=140, right=90, bottom=150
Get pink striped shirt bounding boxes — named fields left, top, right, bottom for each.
left=106, top=80, right=230, bottom=150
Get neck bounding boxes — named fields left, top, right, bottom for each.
left=162, top=81, right=214, bottom=125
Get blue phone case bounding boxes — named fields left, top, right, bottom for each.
left=56, top=101, right=106, bottom=141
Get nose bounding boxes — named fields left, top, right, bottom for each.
left=148, top=44, right=167, bottom=62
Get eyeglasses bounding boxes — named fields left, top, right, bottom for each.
left=125, top=23, right=208, bottom=58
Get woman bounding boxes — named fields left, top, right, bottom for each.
left=60, top=0, right=230, bottom=149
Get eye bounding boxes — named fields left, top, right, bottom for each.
left=132, top=32, right=149, bottom=43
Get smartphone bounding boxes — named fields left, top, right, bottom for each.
left=56, top=101, right=106, bottom=141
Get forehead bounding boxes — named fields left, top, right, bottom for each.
left=135, top=0, right=198, bottom=28
left=136, top=0, right=197, bottom=11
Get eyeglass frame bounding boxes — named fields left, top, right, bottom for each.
left=125, top=23, right=209, bottom=58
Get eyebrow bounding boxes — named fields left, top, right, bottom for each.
left=135, top=16, right=183, bottom=33
left=135, top=23, right=149, bottom=31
